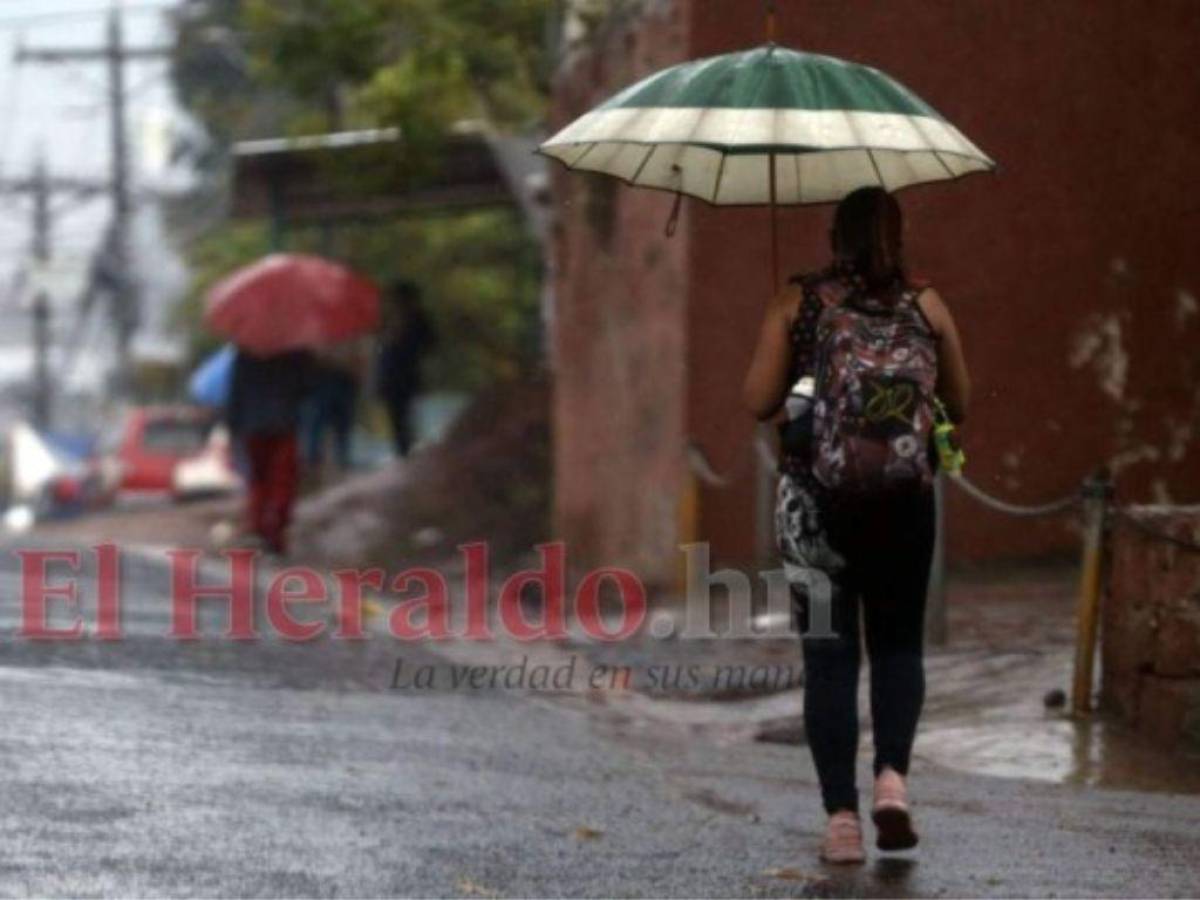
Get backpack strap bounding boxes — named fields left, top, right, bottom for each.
left=901, top=283, right=939, bottom=337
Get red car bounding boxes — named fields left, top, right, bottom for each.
left=103, top=406, right=217, bottom=496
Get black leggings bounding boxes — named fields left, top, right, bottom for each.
left=794, top=489, right=935, bottom=814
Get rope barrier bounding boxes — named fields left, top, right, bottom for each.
left=685, top=441, right=736, bottom=489
left=687, top=434, right=1196, bottom=715
left=685, top=433, right=778, bottom=489
left=689, top=437, right=1084, bottom=521
left=755, top=433, right=779, bottom=473
left=689, top=436, right=1200, bottom=556
left=946, top=472, right=1081, bottom=518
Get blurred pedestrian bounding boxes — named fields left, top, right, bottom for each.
left=375, top=280, right=435, bottom=456
left=226, top=348, right=315, bottom=555
left=743, top=187, right=970, bottom=864
left=303, top=338, right=370, bottom=473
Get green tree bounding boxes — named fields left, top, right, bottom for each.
left=169, top=0, right=556, bottom=393
left=240, top=0, right=554, bottom=131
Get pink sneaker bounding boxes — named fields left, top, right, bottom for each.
left=819, top=810, right=866, bottom=864
left=872, top=767, right=919, bottom=851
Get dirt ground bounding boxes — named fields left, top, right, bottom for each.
left=29, top=494, right=242, bottom=550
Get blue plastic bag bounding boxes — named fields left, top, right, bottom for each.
left=189, top=344, right=235, bottom=408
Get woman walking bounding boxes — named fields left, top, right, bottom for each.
left=227, top=347, right=315, bottom=556
left=743, top=187, right=970, bottom=863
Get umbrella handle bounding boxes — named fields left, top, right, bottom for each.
left=664, top=190, right=683, bottom=238
left=664, top=163, right=684, bottom=238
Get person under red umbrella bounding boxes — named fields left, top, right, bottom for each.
left=226, top=348, right=315, bottom=555
left=206, top=254, right=381, bottom=554
left=206, top=254, right=380, bottom=357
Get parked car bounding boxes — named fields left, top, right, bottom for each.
left=172, top=424, right=243, bottom=500
left=102, top=406, right=220, bottom=497
left=1, top=423, right=114, bottom=526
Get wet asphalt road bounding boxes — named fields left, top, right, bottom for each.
left=0, top=543, right=1198, bottom=898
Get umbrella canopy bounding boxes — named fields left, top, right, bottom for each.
left=540, top=44, right=994, bottom=206
left=205, top=254, right=380, bottom=357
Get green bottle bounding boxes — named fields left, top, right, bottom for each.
left=932, top=398, right=965, bottom=476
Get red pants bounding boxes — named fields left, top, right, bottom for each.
left=244, top=433, right=299, bottom=554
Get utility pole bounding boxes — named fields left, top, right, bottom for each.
left=31, top=158, right=52, bottom=430
left=15, top=5, right=171, bottom=395
left=107, top=7, right=135, bottom=389
left=0, top=162, right=109, bottom=429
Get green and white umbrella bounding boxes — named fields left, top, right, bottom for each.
left=540, top=42, right=995, bottom=284
left=541, top=44, right=994, bottom=205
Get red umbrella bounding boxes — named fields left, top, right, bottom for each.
left=205, top=253, right=380, bottom=356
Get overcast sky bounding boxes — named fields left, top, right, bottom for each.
left=0, top=0, right=187, bottom=391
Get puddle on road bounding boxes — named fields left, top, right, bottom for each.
left=919, top=713, right=1200, bottom=794
left=916, top=570, right=1200, bottom=795
left=586, top=636, right=1200, bottom=796
left=917, top=640, right=1200, bottom=794
left=603, top=568, right=1200, bottom=797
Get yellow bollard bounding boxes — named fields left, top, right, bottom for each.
left=1071, top=471, right=1112, bottom=716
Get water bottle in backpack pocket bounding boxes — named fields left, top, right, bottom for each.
left=812, top=289, right=939, bottom=493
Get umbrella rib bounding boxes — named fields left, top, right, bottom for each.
left=931, top=149, right=958, bottom=180
left=866, top=148, right=888, bottom=190
left=904, top=113, right=966, bottom=179
left=629, top=144, right=657, bottom=185
left=710, top=152, right=728, bottom=204
left=568, top=142, right=599, bottom=167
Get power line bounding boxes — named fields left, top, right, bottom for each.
left=0, top=3, right=177, bottom=30
left=0, top=0, right=160, bottom=5
left=15, top=6, right=172, bottom=395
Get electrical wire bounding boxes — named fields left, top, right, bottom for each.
left=0, top=3, right=177, bottom=30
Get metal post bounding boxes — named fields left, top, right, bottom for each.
left=14, top=9, right=170, bottom=398
left=31, top=157, right=52, bottom=430
left=0, top=169, right=109, bottom=428
left=1071, top=469, right=1112, bottom=715
left=925, top=471, right=948, bottom=645
left=107, top=7, right=135, bottom=393
left=754, top=422, right=776, bottom=570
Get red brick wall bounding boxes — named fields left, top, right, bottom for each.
left=549, top=1, right=692, bottom=585
left=552, top=0, right=1200, bottom=571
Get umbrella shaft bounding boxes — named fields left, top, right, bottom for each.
left=769, top=152, right=779, bottom=293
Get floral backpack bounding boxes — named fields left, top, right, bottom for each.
left=810, top=269, right=939, bottom=494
